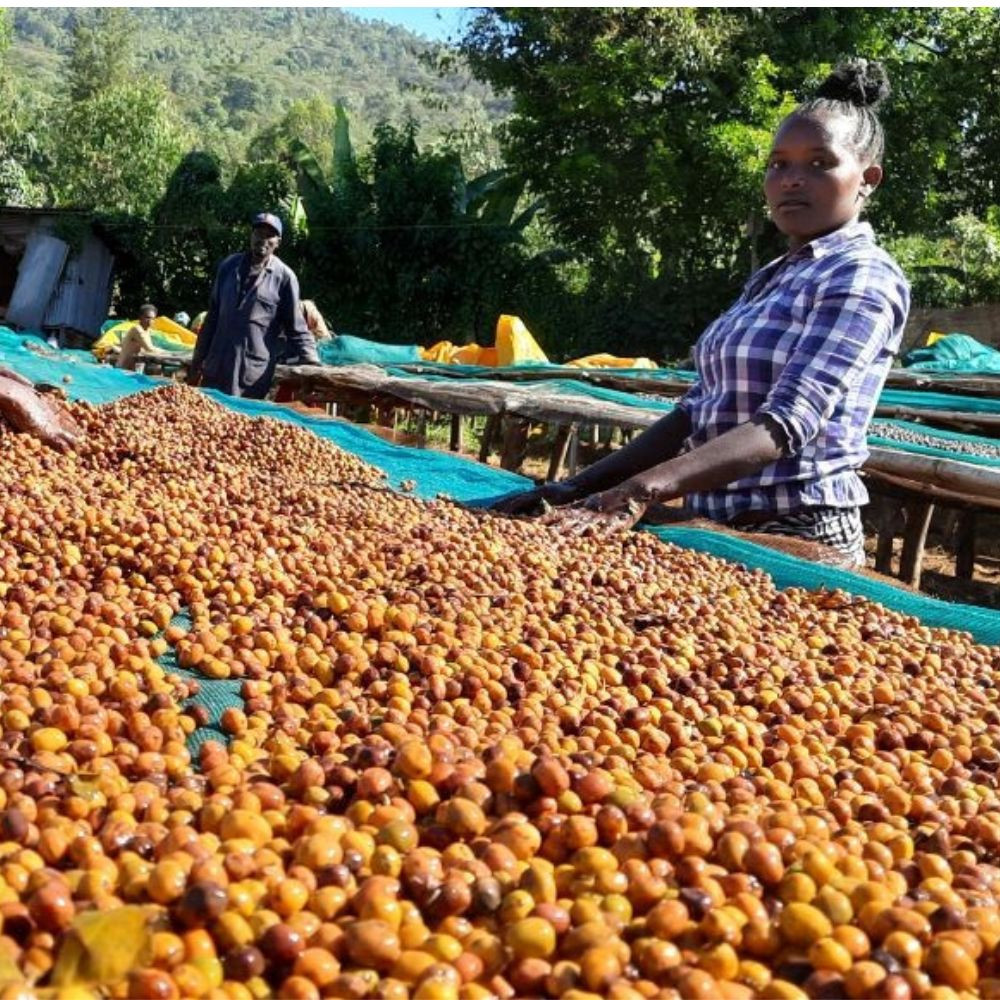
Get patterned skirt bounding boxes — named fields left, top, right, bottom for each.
left=738, top=506, right=866, bottom=567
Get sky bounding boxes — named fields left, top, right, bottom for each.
left=343, top=6, right=473, bottom=43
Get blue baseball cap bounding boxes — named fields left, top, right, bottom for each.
left=251, top=212, right=283, bottom=237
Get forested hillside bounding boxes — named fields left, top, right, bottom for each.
left=5, top=8, right=1000, bottom=357
left=9, top=7, right=506, bottom=161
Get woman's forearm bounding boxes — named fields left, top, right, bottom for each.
left=637, top=416, right=787, bottom=501
left=564, top=408, right=692, bottom=496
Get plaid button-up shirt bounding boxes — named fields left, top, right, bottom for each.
left=676, top=221, right=910, bottom=522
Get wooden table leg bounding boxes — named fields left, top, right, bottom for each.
left=449, top=414, right=463, bottom=453
left=479, top=415, right=500, bottom=464
left=955, top=510, right=977, bottom=580
left=499, top=418, right=530, bottom=472
left=874, top=495, right=898, bottom=575
left=899, top=499, right=935, bottom=588
left=567, top=426, right=580, bottom=477
left=547, top=424, right=575, bottom=481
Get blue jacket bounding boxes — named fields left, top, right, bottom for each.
left=192, top=252, right=319, bottom=398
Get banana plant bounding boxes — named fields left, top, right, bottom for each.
left=288, top=102, right=542, bottom=239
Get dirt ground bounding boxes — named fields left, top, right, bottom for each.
left=883, top=525, right=1000, bottom=609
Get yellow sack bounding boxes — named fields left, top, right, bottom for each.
left=567, top=353, right=658, bottom=370
left=926, top=331, right=947, bottom=346
left=495, top=314, right=548, bottom=366
left=93, top=316, right=197, bottom=360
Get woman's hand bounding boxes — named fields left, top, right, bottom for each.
left=0, top=375, right=82, bottom=450
left=541, top=476, right=658, bottom=535
left=490, top=479, right=582, bottom=516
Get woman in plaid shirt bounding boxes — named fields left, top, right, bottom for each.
left=500, top=60, right=910, bottom=565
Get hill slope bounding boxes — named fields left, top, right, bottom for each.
left=8, top=8, right=506, bottom=157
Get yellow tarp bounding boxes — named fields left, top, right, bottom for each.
left=93, top=317, right=197, bottom=360
left=421, top=316, right=658, bottom=369
left=567, top=353, right=658, bottom=370
left=420, top=315, right=548, bottom=367
left=420, top=340, right=462, bottom=363
left=495, top=314, right=548, bottom=366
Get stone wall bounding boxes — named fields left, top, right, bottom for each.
left=903, top=303, right=1000, bottom=352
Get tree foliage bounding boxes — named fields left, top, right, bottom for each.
left=459, top=8, right=1000, bottom=350
left=7, top=8, right=1000, bottom=354
left=66, top=8, right=136, bottom=102
left=53, top=80, right=188, bottom=215
left=0, top=7, right=44, bottom=205
left=288, top=117, right=552, bottom=345
left=8, top=8, right=506, bottom=169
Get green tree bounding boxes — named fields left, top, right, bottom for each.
left=247, top=97, right=338, bottom=177
left=289, top=113, right=553, bottom=345
left=458, top=9, right=778, bottom=351
left=148, top=151, right=230, bottom=314
left=54, top=80, right=188, bottom=214
left=458, top=8, right=1000, bottom=350
left=0, top=7, right=45, bottom=205
left=0, top=8, right=10, bottom=57
left=66, top=8, right=137, bottom=102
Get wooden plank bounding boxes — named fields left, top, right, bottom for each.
left=499, top=417, right=530, bottom=472
left=866, top=446, right=1000, bottom=499
left=567, top=426, right=580, bottom=477
left=275, top=364, right=666, bottom=428
left=874, top=404, right=1000, bottom=431
left=873, top=495, right=899, bottom=575
left=899, top=499, right=935, bottom=587
left=863, top=467, right=1000, bottom=512
left=395, top=362, right=695, bottom=396
left=884, top=369, right=1000, bottom=397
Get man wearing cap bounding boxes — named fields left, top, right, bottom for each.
left=188, top=212, right=319, bottom=398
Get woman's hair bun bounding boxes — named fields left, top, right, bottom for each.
left=815, top=59, right=890, bottom=109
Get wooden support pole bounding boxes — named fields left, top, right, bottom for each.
left=874, top=497, right=898, bottom=575
left=479, top=415, right=501, bottom=464
left=449, top=414, right=463, bottom=453
left=955, top=510, right=978, bottom=580
left=547, top=424, right=575, bottom=482
left=499, top=418, right=530, bottom=472
left=567, top=426, right=580, bottom=477
left=899, top=499, right=935, bottom=588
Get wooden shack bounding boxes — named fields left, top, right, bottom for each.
left=0, top=207, right=114, bottom=343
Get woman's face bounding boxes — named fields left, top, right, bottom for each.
left=764, top=114, right=883, bottom=250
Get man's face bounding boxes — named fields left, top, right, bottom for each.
left=250, top=225, right=281, bottom=263
left=140, top=313, right=155, bottom=329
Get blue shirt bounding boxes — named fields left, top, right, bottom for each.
left=676, top=221, right=910, bottom=521
left=193, top=252, right=319, bottom=399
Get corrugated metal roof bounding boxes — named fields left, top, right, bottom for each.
left=43, top=235, right=114, bottom=338
left=0, top=210, right=115, bottom=338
